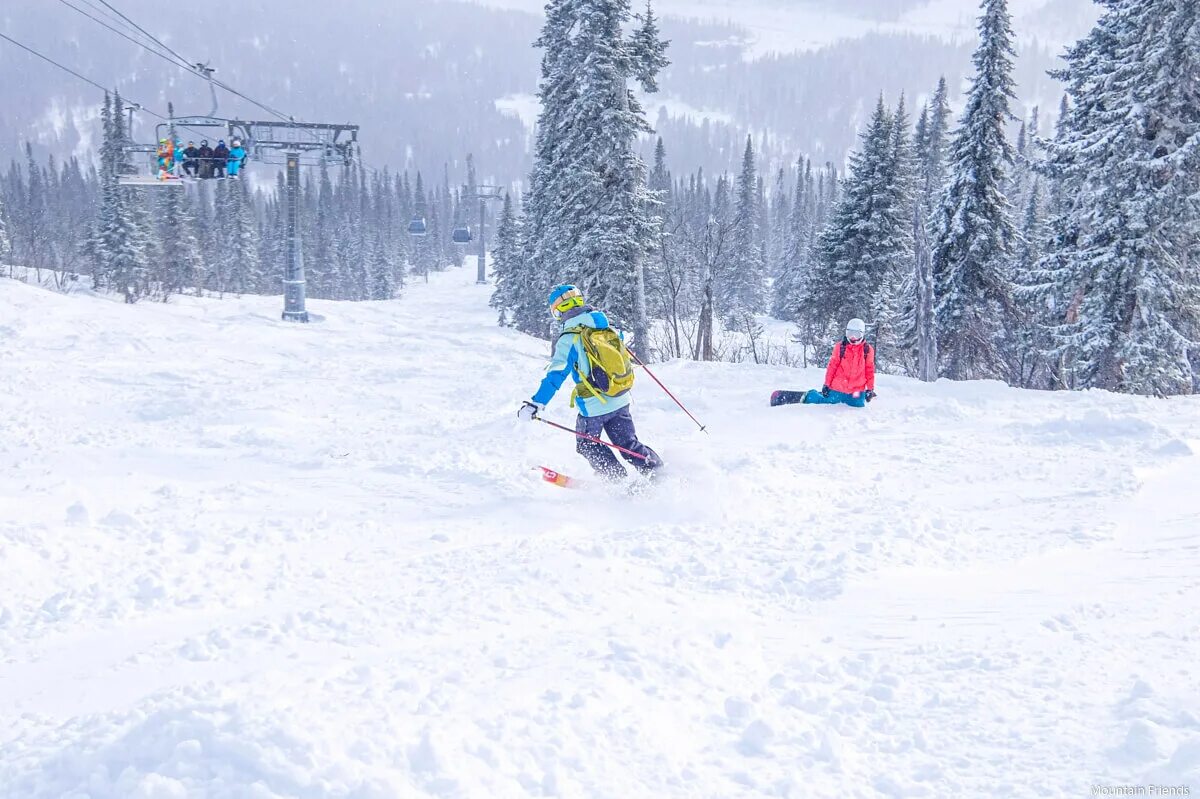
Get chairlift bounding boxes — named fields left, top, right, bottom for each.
left=408, top=217, right=428, bottom=236
left=452, top=225, right=473, bottom=244
left=117, top=142, right=186, bottom=188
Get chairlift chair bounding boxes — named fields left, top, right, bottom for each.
left=117, top=143, right=185, bottom=187
left=452, top=225, right=472, bottom=244
left=408, top=217, right=428, bottom=236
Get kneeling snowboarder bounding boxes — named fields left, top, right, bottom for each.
left=518, top=284, right=663, bottom=480
left=771, top=318, right=877, bottom=408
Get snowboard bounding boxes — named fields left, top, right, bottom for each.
left=769, top=390, right=809, bottom=407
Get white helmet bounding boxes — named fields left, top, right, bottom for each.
left=846, top=318, right=866, bottom=342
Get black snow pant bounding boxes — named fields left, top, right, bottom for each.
left=212, top=162, right=226, bottom=179
left=576, top=406, right=662, bottom=480
left=183, top=159, right=198, bottom=177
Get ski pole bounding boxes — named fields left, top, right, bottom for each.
left=628, top=350, right=708, bottom=434
left=535, top=416, right=650, bottom=461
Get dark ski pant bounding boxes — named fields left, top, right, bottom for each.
left=576, top=406, right=662, bottom=479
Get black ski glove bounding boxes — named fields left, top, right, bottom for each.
left=865, top=390, right=876, bottom=403
left=820, top=385, right=831, bottom=397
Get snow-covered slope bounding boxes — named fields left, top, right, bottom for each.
left=1, top=269, right=1198, bottom=797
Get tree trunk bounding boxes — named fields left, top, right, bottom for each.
left=632, top=246, right=650, bottom=360
left=697, top=277, right=715, bottom=362
left=913, top=206, right=938, bottom=382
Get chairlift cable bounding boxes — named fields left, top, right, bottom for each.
left=54, top=0, right=196, bottom=74
left=74, top=0, right=148, bottom=37
left=0, top=31, right=211, bottom=142
left=92, top=0, right=192, bottom=70
left=0, top=31, right=112, bottom=95
left=61, top=0, right=320, bottom=146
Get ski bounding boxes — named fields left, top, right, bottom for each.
left=539, top=466, right=584, bottom=489
left=538, top=466, right=659, bottom=494
left=770, top=390, right=809, bottom=407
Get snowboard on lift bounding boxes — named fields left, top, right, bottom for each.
left=769, top=390, right=810, bottom=407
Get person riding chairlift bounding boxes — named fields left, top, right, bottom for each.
left=227, top=139, right=247, bottom=179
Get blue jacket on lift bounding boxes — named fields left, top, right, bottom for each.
left=227, top=145, right=247, bottom=176
left=531, top=307, right=631, bottom=418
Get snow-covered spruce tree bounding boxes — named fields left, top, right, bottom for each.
left=0, top=188, right=10, bottom=274
left=368, top=227, right=397, bottom=300
left=767, top=166, right=791, bottom=283
left=209, top=179, right=231, bottom=295
left=21, top=144, right=57, bottom=280
left=1011, top=177, right=1052, bottom=387
left=94, top=90, right=154, bottom=303
left=350, top=167, right=372, bottom=299
left=424, top=186, right=444, bottom=276
left=442, top=166, right=463, bottom=270
left=931, top=0, right=1020, bottom=381
left=87, top=93, right=118, bottom=289
left=311, top=160, right=336, bottom=298
left=911, top=202, right=938, bottom=381
left=224, top=177, right=263, bottom=296
left=879, top=93, right=918, bottom=367
left=772, top=158, right=813, bottom=324
left=1033, top=0, right=1199, bottom=396
left=513, top=0, right=668, bottom=345
left=803, top=96, right=912, bottom=353
left=157, top=173, right=205, bottom=299
left=1006, top=106, right=1041, bottom=229
left=917, top=77, right=952, bottom=216
left=488, top=192, right=526, bottom=325
left=259, top=172, right=287, bottom=296
left=724, top=136, right=766, bottom=322
left=411, top=173, right=436, bottom=283
left=510, top=0, right=581, bottom=337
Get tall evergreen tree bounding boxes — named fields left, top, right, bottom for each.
left=918, top=77, right=952, bottom=215
left=157, top=176, right=205, bottom=298
left=1033, top=0, right=1200, bottom=395
left=512, top=0, right=668, bottom=342
left=0, top=189, right=10, bottom=273
left=489, top=192, right=526, bottom=325
left=804, top=96, right=912, bottom=347
left=725, top=136, right=766, bottom=318
left=772, top=157, right=813, bottom=322
left=931, top=0, right=1020, bottom=381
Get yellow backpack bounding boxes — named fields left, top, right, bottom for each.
left=568, top=326, right=635, bottom=405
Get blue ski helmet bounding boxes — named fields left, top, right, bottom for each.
left=548, top=284, right=585, bottom=320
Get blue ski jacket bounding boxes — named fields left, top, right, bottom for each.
left=531, top=308, right=631, bottom=418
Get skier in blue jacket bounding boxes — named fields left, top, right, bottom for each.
left=227, top=139, right=247, bottom=178
left=519, top=284, right=663, bottom=480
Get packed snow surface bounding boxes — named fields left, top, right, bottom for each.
left=1, top=268, right=1198, bottom=798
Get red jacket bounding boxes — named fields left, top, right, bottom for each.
left=824, top=339, right=875, bottom=395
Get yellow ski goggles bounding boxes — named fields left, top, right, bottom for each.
left=550, top=288, right=585, bottom=320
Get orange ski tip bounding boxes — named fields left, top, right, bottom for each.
left=539, top=466, right=573, bottom=487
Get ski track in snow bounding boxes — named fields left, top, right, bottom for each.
left=1, top=269, right=1198, bottom=798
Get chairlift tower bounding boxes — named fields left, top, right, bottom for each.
left=467, top=185, right=505, bottom=285
left=227, top=119, right=360, bottom=322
